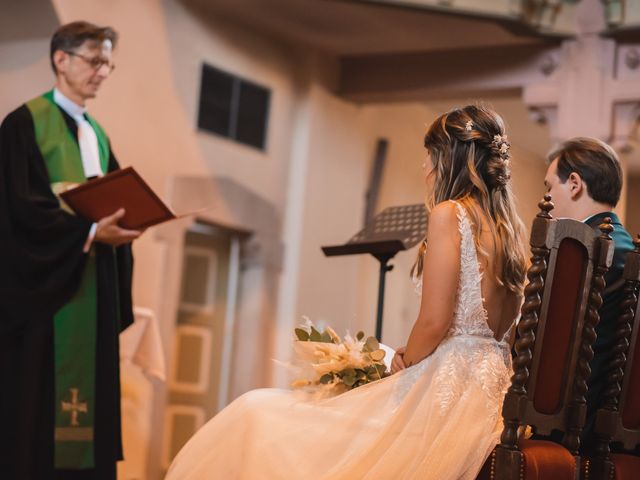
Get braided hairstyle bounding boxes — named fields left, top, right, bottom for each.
left=412, top=104, right=527, bottom=295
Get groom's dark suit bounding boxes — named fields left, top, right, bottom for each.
left=581, top=212, right=633, bottom=454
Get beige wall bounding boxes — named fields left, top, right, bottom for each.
left=0, top=39, right=53, bottom=116
left=626, top=174, right=640, bottom=239
left=290, top=82, right=372, bottom=337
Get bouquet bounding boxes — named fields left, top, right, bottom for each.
left=288, top=318, right=390, bottom=397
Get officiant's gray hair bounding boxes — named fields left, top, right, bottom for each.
left=50, top=21, right=118, bottom=73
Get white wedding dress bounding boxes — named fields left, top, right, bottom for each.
left=166, top=202, right=514, bottom=480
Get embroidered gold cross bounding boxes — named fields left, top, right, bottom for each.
left=61, top=388, right=88, bottom=427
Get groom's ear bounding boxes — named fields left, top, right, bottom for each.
left=567, top=172, right=584, bottom=200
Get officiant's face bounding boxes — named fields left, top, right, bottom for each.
left=56, top=40, right=114, bottom=101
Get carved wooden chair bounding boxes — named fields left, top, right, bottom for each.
left=582, top=236, right=640, bottom=480
left=476, top=195, right=614, bottom=480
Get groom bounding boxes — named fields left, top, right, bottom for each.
left=542, top=137, right=634, bottom=454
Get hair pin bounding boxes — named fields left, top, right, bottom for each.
left=465, top=120, right=473, bottom=132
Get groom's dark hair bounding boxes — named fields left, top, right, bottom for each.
left=548, top=137, right=622, bottom=207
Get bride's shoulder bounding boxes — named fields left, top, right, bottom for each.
left=431, top=200, right=461, bottom=220
left=428, top=201, right=460, bottom=237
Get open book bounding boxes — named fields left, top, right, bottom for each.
left=60, top=167, right=196, bottom=229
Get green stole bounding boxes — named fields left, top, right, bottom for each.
left=26, top=91, right=110, bottom=469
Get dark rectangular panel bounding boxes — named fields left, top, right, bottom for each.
left=197, top=64, right=234, bottom=137
left=235, top=79, right=270, bottom=150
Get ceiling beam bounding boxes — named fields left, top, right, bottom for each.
left=352, top=0, right=577, bottom=38
left=0, top=0, right=59, bottom=43
left=339, top=43, right=560, bottom=102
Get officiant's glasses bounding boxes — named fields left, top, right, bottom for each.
left=65, top=51, right=116, bottom=72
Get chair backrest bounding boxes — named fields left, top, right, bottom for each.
left=589, top=236, right=640, bottom=474
left=495, top=195, right=614, bottom=476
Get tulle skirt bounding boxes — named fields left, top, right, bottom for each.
left=165, top=334, right=511, bottom=480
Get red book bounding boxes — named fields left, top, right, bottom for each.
left=60, top=167, right=177, bottom=229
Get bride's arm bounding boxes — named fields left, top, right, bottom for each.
left=402, top=202, right=461, bottom=367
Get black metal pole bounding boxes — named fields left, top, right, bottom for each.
left=374, top=254, right=394, bottom=341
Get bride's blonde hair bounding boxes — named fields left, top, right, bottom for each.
left=412, top=105, right=527, bottom=294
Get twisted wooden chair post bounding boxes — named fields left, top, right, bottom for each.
left=588, top=235, right=640, bottom=480
left=563, top=219, right=614, bottom=467
left=495, top=195, right=554, bottom=478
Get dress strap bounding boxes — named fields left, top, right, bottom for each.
left=449, top=199, right=491, bottom=330
left=448, top=200, right=479, bottom=281
left=448, top=200, right=471, bottom=243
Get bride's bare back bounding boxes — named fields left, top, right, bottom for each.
left=471, top=203, right=522, bottom=341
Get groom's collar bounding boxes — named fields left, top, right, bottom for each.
left=584, top=211, right=621, bottom=228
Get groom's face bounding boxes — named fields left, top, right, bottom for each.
left=544, top=158, right=575, bottom=219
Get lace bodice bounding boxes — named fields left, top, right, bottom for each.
left=447, top=201, right=495, bottom=339
left=397, top=201, right=512, bottom=418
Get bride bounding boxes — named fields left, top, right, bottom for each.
left=165, top=105, right=528, bottom=480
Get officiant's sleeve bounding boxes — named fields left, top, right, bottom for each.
left=0, top=106, right=93, bottom=333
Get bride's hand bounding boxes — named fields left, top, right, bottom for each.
left=391, top=346, right=407, bottom=374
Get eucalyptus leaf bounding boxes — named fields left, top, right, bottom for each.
left=370, top=349, right=385, bottom=362
left=343, top=375, right=356, bottom=387
left=320, top=331, right=333, bottom=343
left=294, top=328, right=310, bottom=341
left=356, top=331, right=365, bottom=341
left=374, top=364, right=388, bottom=377
left=320, top=373, right=333, bottom=384
left=342, top=368, right=356, bottom=378
left=309, top=326, right=322, bottom=342
left=364, top=336, right=379, bottom=352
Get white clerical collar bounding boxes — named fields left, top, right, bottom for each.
left=53, top=88, right=86, bottom=119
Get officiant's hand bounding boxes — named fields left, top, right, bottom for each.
left=95, top=208, right=142, bottom=246
left=391, top=346, right=407, bottom=374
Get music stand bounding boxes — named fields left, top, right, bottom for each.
left=322, top=204, right=427, bottom=340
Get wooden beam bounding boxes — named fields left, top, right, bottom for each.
left=339, top=43, right=559, bottom=102
left=0, top=0, right=59, bottom=43
left=350, top=0, right=577, bottom=38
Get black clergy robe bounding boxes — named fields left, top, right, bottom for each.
left=0, top=104, right=134, bottom=480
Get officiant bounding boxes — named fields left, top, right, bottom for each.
left=0, top=21, right=142, bottom=480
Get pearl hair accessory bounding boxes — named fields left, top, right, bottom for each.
left=465, top=120, right=473, bottom=131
